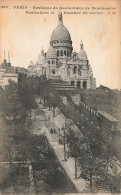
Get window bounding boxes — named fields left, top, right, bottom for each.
left=67, top=51, right=69, bottom=57
left=74, top=66, right=77, bottom=74
left=64, top=51, right=66, bottom=56
left=60, top=50, right=63, bottom=56
left=48, top=61, right=50, bottom=64
left=83, top=81, right=87, bottom=89
left=71, top=81, right=75, bottom=86
left=57, top=51, right=59, bottom=57
left=52, top=70, right=55, bottom=74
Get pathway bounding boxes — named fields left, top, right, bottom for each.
left=31, top=103, right=90, bottom=193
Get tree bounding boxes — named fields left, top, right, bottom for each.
left=1, top=135, right=17, bottom=193
left=1, top=80, right=27, bottom=124
left=48, top=89, right=61, bottom=117
left=66, top=129, right=86, bottom=179
left=38, top=80, right=49, bottom=108
left=77, top=138, right=106, bottom=190
left=18, top=75, right=37, bottom=116
left=98, top=143, right=121, bottom=193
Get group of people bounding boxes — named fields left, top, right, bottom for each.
left=49, top=128, right=56, bottom=134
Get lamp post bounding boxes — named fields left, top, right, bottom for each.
left=62, top=125, right=67, bottom=162
left=58, top=128, right=61, bottom=143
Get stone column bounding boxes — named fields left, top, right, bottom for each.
left=87, top=81, right=90, bottom=89
left=75, top=80, right=77, bottom=87
left=81, top=81, right=83, bottom=89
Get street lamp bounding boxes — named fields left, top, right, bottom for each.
left=62, top=126, right=67, bottom=162
left=58, top=128, right=61, bottom=143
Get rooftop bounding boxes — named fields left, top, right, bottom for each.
left=98, top=110, right=118, bottom=122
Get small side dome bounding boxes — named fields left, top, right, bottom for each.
left=38, top=54, right=45, bottom=64
left=46, top=46, right=57, bottom=58
left=78, top=41, right=88, bottom=60
left=38, top=48, right=45, bottom=64
left=28, top=61, right=35, bottom=67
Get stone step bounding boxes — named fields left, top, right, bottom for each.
left=93, top=181, right=111, bottom=193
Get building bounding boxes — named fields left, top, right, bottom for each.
left=27, top=61, right=37, bottom=77
left=15, top=66, right=28, bottom=76
left=97, top=110, right=119, bottom=137
left=28, top=11, right=96, bottom=89
left=0, top=56, right=18, bottom=88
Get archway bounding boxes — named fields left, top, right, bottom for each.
left=83, top=81, right=87, bottom=89
left=77, top=81, right=81, bottom=89
left=71, top=81, right=75, bottom=86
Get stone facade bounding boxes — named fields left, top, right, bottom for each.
left=28, top=11, right=96, bottom=89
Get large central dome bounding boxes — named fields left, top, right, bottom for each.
left=51, top=23, right=71, bottom=42
left=50, top=11, right=71, bottom=42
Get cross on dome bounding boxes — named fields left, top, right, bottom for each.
left=58, top=8, right=63, bottom=23
left=80, top=40, right=83, bottom=49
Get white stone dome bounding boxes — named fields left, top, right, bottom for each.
left=28, top=61, right=35, bottom=67
left=51, top=23, right=71, bottom=42
left=51, top=11, right=71, bottom=42
left=46, top=46, right=57, bottom=58
left=38, top=54, right=45, bottom=64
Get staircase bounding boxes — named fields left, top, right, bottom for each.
left=93, top=180, right=111, bottom=193
left=49, top=79, right=75, bottom=91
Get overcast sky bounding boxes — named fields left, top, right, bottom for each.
left=0, top=0, right=120, bottom=89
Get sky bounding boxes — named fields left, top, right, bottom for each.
left=0, top=0, right=121, bottom=89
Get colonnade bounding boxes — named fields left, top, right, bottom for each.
left=57, top=50, right=71, bottom=57
left=70, top=80, right=88, bottom=89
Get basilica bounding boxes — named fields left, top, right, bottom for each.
left=28, top=11, right=96, bottom=89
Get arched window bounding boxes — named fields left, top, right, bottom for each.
left=83, top=81, right=87, bottom=89
left=60, top=50, right=63, bottom=56
left=71, top=81, right=75, bottom=86
left=74, top=66, right=77, bottom=74
left=64, top=51, right=66, bottom=56
left=57, top=51, right=59, bottom=57
left=52, top=70, right=55, bottom=74
left=77, top=81, right=80, bottom=89
left=67, top=51, right=69, bottom=57
left=48, top=61, right=50, bottom=64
